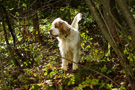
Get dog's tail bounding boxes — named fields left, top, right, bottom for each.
left=71, top=13, right=82, bottom=30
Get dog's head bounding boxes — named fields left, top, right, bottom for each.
left=49, top=18, right=70, bottom=38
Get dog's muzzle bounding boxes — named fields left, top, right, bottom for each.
left=49, top=29, right=58, bottom=37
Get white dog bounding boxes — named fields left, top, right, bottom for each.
left=49, top=13, right=82, bottom=71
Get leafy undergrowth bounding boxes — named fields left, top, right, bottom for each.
left=0, top=32, right=127, bottom=90
left=5, top=57, right=126, bottom=90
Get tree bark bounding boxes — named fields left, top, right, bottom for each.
left=31, top=0, right=40, bottom=41
left=116, top=0, right=135, bottom=39
left=85, top=0, right=135, bottom=89
left=101, top=0, right=119, bottom=42
left=1, top=5, right=17, bottom=47
left=0, top=8, right=10, bottom=46
left=85, top=0, right=117, bottom=48
left=101, top=0, right=120, bottom=58
left=33, top=13, right=40, bottom=41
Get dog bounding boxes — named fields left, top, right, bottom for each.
left=49, top=13, right=82, bottom=71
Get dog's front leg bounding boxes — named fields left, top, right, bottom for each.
left=61, top=53, right=68, bottom=71
left=73, top=50, right=79, bottom=70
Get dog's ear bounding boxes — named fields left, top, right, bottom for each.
left=59, top=21, right=70, bottom=35
left=55, top=22, right=59, bottom=28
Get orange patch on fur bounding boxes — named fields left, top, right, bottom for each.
left=54, top=21, right=70, bottom=36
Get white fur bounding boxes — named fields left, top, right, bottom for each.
left=58, top=29, right=81, bottom=70
left=50, top=13, right=82, bottom=71
left=51, top=27, right=59, bottom=35
left=50, top=18, right=62, bottom=36
left=71, top=13, right=82, bottom=29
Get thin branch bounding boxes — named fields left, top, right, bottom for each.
left=7, top=0, right=63, bottom=20
left=97, top=8, right=117, bottom=47
left=28, top=0, right=37, bottom=9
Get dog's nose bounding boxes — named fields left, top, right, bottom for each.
left=49, top=29, right=53, bottom=35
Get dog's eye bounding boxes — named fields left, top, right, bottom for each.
left=54, top=23, right=59, bottom=28
left=55, top=25, right=58, bottom=28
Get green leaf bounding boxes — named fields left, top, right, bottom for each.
left=91, top=79, right=99, bottom=85
left=16, top=12, right=19, bottom=16
left=30, top=84, right=40, bottom=90
left=90, top=38, right=93, bottom=40
left=106, top=70, right=112, bottom=74
left=22, top=3, right=27, bottom=7
left=107, top=83, right=113, bottom=89
left=24, top=85, right=28, bottom=89
left=119, top=86, right=126, bottom=90
left=99, top=81, right=105, bottom=89
left=60, top=8, right=64, bottom=11
left=128, top=36, right=131, bottom=40
left=101, top=65, right=107, bottom=73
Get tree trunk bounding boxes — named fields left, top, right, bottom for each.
left=85, top=0, right=135, bottom=89
left=101, top=0, right=119, bottom=42
left=85, top=0, right=117, bottom=48
left=116, top=0, right=135, bottom=39
left=0, top=9, right=10, bottom=46
left=101, top=0, right=119, bottom=58
left=31, top=0, right=40, bottom=41
left=33, top=13, right=40, bottom=41
left=1, top=5, right=17, bottom=47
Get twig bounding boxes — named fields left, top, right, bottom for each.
left=28, top=0, right=37, bottom=8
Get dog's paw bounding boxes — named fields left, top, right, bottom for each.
left=72, top=64, right=78, bottom=71
left=61, top=66, right=68, bottom=71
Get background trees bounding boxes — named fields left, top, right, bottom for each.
left=0, top=0, right=135, bottom=90
left=86, top=0, right=135, bottom=89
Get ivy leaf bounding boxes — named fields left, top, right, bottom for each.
left=107, top=83, right=113, bottom=89
left=91, top=79, right=99, bottom=85
left=107, top=70, right=112, bottom=74
left=101, top=65, right=107, bottom=73
left=99, top=81, right=105, bottom=89
left=22, top=3, right=27, bottom=7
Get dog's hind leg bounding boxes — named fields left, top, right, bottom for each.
left=72, top=50, right=79, bottom=70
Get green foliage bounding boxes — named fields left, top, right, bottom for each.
left=22, top=3, right=27, bottom=8
left=101, top=65, right=112, bottom=74
left=101, top=65, right=108, bottom=73
left=30, top=84, right=42, bottom=90
left=106, top=83, right=113, bottom=90
left=80, top=30, right=104, bottom=62
left=74, top=77, right=99, bottom=90
left=112, top=87, right=125, bottom=90
left=99, top=80, right=106, bottom=89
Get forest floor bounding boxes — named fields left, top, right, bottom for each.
left=1, top=34, right=128, bottom=90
